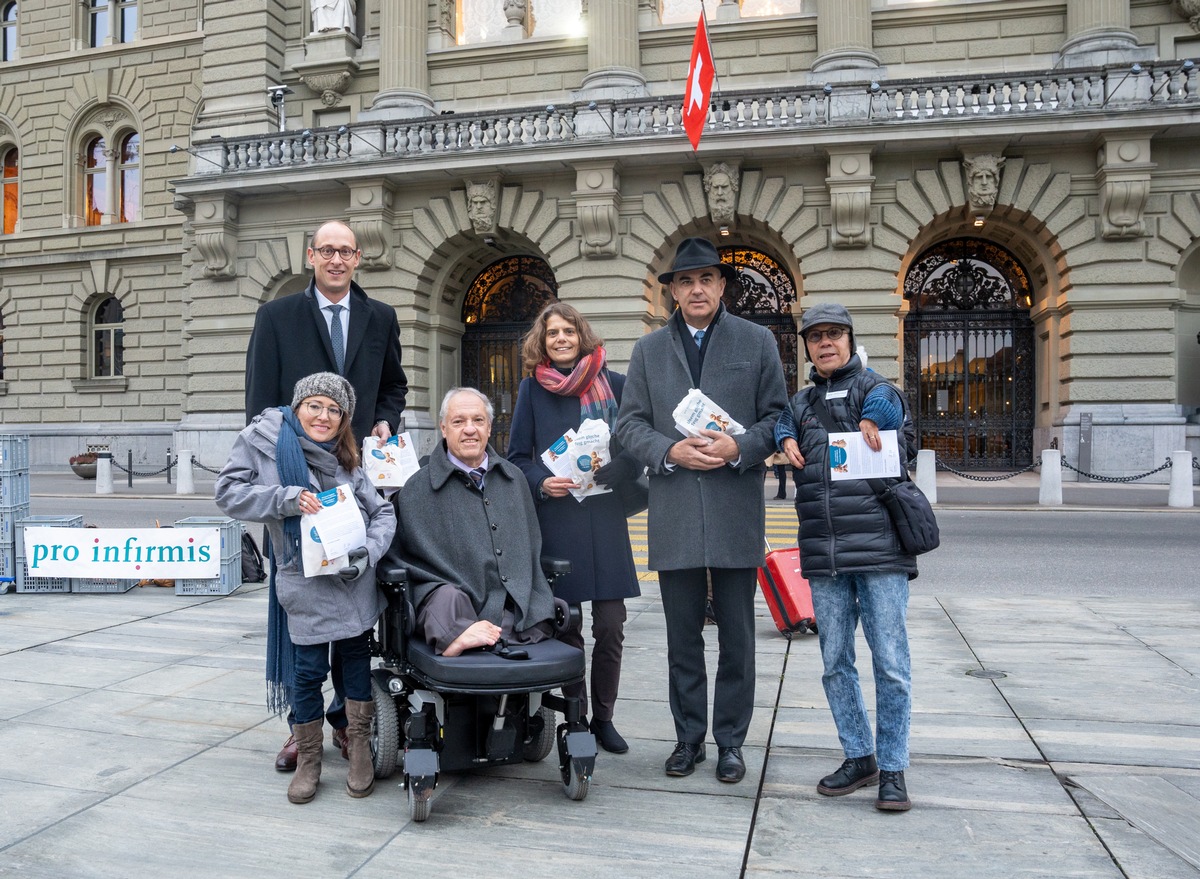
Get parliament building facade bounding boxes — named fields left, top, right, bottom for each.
left=1, top=0, right=1198, bottom=479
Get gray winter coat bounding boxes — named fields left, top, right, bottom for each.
left=214, top=408, right=395, bottom=645
left=386, top=442, right=556, bottom=635
left=616, top=309, right=788, bottom=571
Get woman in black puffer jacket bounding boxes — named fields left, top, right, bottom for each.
left=775, top=302, right=916, bottom=813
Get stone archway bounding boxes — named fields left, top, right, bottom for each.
left=903, top=236, right=1035, bottom=469
left=460, top=254, right=559, bottom=453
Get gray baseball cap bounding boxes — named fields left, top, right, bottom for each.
left=799, top=302, right=854, bottom=335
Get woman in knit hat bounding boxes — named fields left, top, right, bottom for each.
left=216, top=372, right=396, bottom=805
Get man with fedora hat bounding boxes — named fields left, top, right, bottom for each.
left=617, top=236, right=787, bottom=784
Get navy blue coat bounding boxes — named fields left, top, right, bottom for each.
left=506, top=371, right=641, bottom=605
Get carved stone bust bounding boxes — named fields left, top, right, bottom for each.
left=703, top=162, right=739, bottom=225
left=466, top=180, right=497, bottom=234
left=963, top=154, right=1005, bottom=211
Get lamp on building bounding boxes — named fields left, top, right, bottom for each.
left=267, top=85, right=293, bottom=133
left=1150, top=59, right=1194, bottom=101
left=1100, top=63, right=1142, bottom=108
left=168, top=144, right=223, bottom=169
left=719, top=225, right=730, bottom=237
left=973, top=214, right=985, bottom=227
left=586, top=101, right=615, bottom=135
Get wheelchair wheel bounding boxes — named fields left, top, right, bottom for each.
left=563, top=760, right=590, bottom=801
left=408, top=781, right=432, bottom=822
left=370, top=677, right=400, bottom=779
left=523, top=706, right=556, bottom=762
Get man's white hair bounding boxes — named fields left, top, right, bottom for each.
left=438, top=387, right=494, bottom=424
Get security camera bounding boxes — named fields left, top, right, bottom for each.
left=267, top=85, right=293, bottom=107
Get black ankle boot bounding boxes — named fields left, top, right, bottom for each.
left=876, top=770, right=911, bottom=811
left=817, top=754, right=879, bottom=796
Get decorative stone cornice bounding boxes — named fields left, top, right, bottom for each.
left=1095, top=136, right=1154, bottom=240
left=827, top=150, right=872, bottom=249
left=296, top=31, right=360, bottom=108
left=191, top=195, right=239, bottom=280
left=345, top=179, right=396, bottom=271
left=573, top=162, right=621, bottom=259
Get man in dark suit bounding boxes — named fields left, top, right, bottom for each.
left=245, top=219, right=408, bottom=771
left=616, top=237, right=786, bottom=784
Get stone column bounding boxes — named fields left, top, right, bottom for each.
left=812, top=0, right=879, bottom=76
left=580, top=0, right=647, bottom=97
left=1061, top=0, right=1139, bottom=60
left=366, top=0, right=435, bottom=117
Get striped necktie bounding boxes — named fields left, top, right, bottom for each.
left=468, top=467, right=485, bottom=489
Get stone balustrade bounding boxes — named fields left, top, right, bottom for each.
left=196, top=61, right=1199, bottom=175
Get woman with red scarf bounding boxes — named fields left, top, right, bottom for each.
left=507, top=302, right=642, bottom=754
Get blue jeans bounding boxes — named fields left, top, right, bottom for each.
left=292, top=631, right=373, bottom=725
left=808, top=572, right=911, bottom=771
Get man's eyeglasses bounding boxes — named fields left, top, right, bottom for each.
left=312, top=246, right=360, bottom=261
left=804, top=327, right=847, bottom=344
left=302, top=401, right=344, bottom=420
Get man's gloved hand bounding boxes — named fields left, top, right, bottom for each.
left=338, top=547, right=369, bottom=581
left=594, top=457, right=638, bottom=486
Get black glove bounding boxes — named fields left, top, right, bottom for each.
left=338, top=547, right=369, bottom=581
left=593, top=457, right=638, bottom=486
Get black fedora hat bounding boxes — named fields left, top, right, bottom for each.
left=658, top=237, right=738, bottom=284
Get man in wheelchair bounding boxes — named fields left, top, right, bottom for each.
left=377, top=387, right=596, bottom=819
left=388, top=387, right=557, bottom=656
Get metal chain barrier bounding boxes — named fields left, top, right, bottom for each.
left=935, top=458, right=1043, bottom=481
left=1060, top=457, right=1172, bottom=483
left=111, top=457, right=177, bottom=478
left=1194, top=457, right=1199, bottom=471
left=192, top=460, right=224, bottom=475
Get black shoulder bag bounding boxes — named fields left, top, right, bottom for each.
left=808, top=391, right=939, bottom=556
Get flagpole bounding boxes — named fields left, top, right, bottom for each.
left=703, top=1, right=721, bottom=104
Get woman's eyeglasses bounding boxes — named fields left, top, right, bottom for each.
left=312, top=246, right=360, bottom=261
left=302, top=401, right=343, bottom=420
left=804, top=327, right=846, bottom=344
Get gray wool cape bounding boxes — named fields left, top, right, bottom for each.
left=386, top=442, right=556, bottom=635
left=616, top=308, right=788, bottom=571
left=214, top=407, right=395, bottom=645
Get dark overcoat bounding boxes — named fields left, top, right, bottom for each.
left=506, top=371, right=642, bottom=605
left=385, top=443, right=556, bottom=636
left=616, top=308, right=787, bottom=571
left=245, top=279, right=408, bottom=441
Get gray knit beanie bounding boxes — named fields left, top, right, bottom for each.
left=291, top=372, right=356, bottom=420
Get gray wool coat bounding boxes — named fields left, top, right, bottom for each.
left=616, top=308, right=788, bottom=571
left=214, top=408, right=395, bottom=645
left=386, top=442, right=556, bottom=635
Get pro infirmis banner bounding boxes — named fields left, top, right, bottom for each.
left=22, top=527, right=221, bottom=578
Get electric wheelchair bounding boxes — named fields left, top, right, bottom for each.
left=369, top=562, right=597, bottom=822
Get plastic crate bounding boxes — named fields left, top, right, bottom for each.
left=0, top=503, right=30, bottom=545
left=0, top=470, right=30, bottom=508
left=0, top=435, right=30, bottom=472
left=174, top=516, right=242, bottom=560
left=72, top=578, right=137, bottom=594
left=0, top=543, right=14, bottom=578
left=15, top=515, right=83, bottom=593
left=175, top=554, right=243, bottom=596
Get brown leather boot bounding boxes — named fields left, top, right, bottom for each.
left=344, top=699, right=375, bottom=798
left=286, top=719, right=324, bottom=804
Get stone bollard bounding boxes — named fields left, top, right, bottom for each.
left=914, top=449, right=937, bottom=503
left=1039, top=449, right=1063, bottom=506
left=1167, top=451, right=1194, bottom=508
left=95, top=451, right=114, bottom=495
left=177, top=449, right=195, bottom=495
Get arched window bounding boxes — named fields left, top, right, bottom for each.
left=81, top=130, right=139, bottom=226
left=1, top=146, right=16, bottom=234
left=91, top=296, right=124, bottom=378
left=1, top=1, right=17, bottom=61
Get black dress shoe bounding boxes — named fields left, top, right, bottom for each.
left=591, top=719, right=629, bottom=754
left=876, top=770, right=912, bottom=812
left=664, top=742, right=706, bottom=776
left=817, top=754, right=879, bottom=796
left=716, top=747, right=746, bottom=783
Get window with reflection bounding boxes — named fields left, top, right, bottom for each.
left=92, top=296, right=124, bottom=378
left=2, top=1, right=17, bottom=61
left=118, top=132, right=138, bottom=223
left=84, top=136, right=107, bottom=226
left=1, top=146, right=17, bottom=235
left=456, top=0, right=586, bottom=44
left=0, top=311, right=5, bottom=380
left=88, top=0, right=136, bottom=47
left=661, top=0, right=803, bottom=24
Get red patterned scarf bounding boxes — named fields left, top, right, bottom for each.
left=534, top=347, right=619, bottom=428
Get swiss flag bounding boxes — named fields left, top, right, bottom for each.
left=682, top=13, right=715, bottom=151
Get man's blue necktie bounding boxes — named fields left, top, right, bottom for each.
left=694, top=329, right=705, bottom=348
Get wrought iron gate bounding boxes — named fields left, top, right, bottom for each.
left=719, top=245, right=800, bottom=397
left=903, top=238, right=1035, bottom=469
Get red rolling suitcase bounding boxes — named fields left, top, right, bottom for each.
left=758, top=546, right=817, bottom=637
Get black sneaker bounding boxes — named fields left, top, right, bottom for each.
left=817, top=755, right=879, bottom=796
left=876, top=770, right=912, bottom=812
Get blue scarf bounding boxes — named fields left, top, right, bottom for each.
left=265, top=405, right=338, bottom=717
